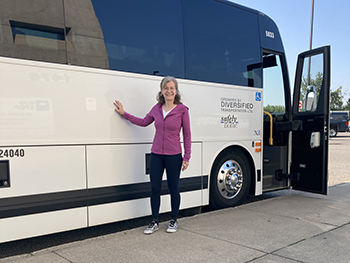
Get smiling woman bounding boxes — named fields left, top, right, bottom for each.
left=114, top=76, right=191, bottom=234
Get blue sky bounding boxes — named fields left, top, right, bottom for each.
left=232, top=0, right=350, bottom=102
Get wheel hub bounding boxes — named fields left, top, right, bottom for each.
left=217, top=160, right=243, bottom=199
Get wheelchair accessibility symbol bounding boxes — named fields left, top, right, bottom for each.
left=255, top=92, right=261, bottom=102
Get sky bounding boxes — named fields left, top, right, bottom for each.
left=232, top=0, right=350, bottom=102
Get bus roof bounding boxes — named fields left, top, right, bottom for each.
left=217, top=0, right=264, bottom=15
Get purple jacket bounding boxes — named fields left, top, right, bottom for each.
left=123, top=103, right=191, bottom=162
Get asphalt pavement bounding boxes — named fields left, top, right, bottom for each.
left=1, top=182, right=349, bottom=263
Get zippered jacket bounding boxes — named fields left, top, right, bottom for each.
left=122, top=103, right=191, bottom=162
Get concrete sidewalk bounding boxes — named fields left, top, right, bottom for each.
left=1, top=183, right=350, bottom=263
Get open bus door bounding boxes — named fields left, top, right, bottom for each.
left=291, top=46, right=330, bottom=194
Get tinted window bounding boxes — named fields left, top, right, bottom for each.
left=182, top=0, right=262, bottom=87
left=331, top=113, right=349, bottom=120
left=298, top=54, right=323, bottom=113
left=263, top=53, right=285, bottom=113
left=91, top=0, right=184, bottom=78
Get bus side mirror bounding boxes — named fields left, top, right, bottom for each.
left=305, top=85, right=317, bottom=111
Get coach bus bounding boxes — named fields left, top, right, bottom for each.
left=0, top=0, right=330, bottom=243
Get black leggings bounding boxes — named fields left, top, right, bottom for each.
left=149, top=153, right=182, bottom=221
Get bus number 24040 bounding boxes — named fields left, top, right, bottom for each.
left=0, top=149, right=25, bottom=158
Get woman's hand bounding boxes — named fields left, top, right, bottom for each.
left=113, top=100, right=125, bottom=115
left=182, top=161, right=189, bottom=171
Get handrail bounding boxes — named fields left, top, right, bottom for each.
left=263, top=111, right=273, bottom=145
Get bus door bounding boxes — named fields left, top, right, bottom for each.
left=291, top=46, right=330, bottom=194
left=262, top=51, right=292, bottom=192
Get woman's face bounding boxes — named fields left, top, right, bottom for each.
left=161, top=81, right=177, bottom=103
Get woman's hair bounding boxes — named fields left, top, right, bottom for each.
left=157, top=76, right=182, bottom=104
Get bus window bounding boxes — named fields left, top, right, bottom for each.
left=182, top=0, right=262, bottom=87
left=298, top=54, right=323, bottom=112
left=263, top=53, right=286, bottom=114
left=91, top=0, right=185, bottom=78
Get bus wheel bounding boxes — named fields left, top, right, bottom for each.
left=210, top=149, right=251, bottom=209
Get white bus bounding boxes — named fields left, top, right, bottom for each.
left=0, top=0, right=330, bottom=243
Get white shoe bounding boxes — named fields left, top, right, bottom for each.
left=144, top=221, right=159, bottom=235
left=166, top=219, right=178, bottom=233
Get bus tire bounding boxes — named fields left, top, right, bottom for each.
left=210, top=148, right=251, bottom=209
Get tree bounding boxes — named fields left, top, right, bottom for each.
left=344, top=98, right=350, bottom=111
left=298, top=72, right=323, bottom=112
left=301, top=72, right=347, bottom=111
left=330, top=86, right=344, bottom=110
left=264, top=104, right=285, bottom=113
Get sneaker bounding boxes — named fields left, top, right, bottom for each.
left=166, top=219, right=178, bottom=233
left=144, top=221, right=159, bottom=235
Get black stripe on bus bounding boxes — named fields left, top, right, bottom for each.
left=0, top=175, right=208, bottom=219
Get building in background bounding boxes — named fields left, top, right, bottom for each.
left=0, top=0, right=108, bottom=68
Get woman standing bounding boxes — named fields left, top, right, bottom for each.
left=114, top=76, right=191, bottom=234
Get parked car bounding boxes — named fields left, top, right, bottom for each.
left=330, top=111, right=349, bottom=137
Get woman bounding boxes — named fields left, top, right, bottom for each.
left=114, top=76, right=191, bottom=234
